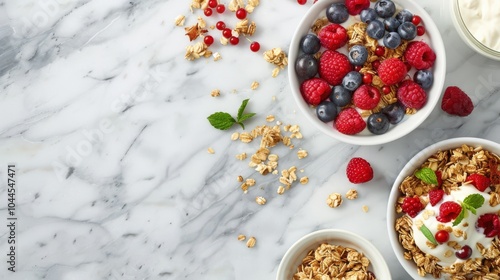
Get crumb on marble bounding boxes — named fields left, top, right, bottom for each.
left=174, top=15, right=185, bottom=26
left=251, top=81, right=259, bottom=90
left=207, top=147, right=215, bottom=154
left=255, top=196, right=266, bottom=205
left=326, top=193, right=342, bottom=208
left=237, top=234, right=246, bottom=241
left=246, top=237, right=256, bottom=248
left=210, top=89, right=220, bottom=97
left=346, top=189, right=358, bottom=200
left=362, top=205, right=369, bottom=213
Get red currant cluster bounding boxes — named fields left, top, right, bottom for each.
left=201, top=0, right=261, bottom=52
left=412, top=15, right=426, bottom=36
left=296, top=0, right=318, bottom=5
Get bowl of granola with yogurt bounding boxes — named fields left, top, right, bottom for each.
left=276, top=229, right=391, bottom=280
left=288, top=0, right=446, bottom=145
left=387, top=137, right=500, bottom=279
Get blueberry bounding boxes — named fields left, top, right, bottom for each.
left=295, top=54, right=318, bottom=79
left=348, top=45, right=368, bottom=66
left=398, top=22, right=417, bottom=40
left=326, top=3, right=349, bottom=24
left=413, top=70, right=434, bottom=89
left=342, top=71, right=362, bottom=91
left=382, top=102, right=405, bottom=124
left=316, top=101, right=338, bottom=122
left=360, top=8, right=377, bottom=23
left=330, top=85, right=352, bottom=107
left=366, top=19, right=385, bottom=40
left=384, top=17, right=400, bottom=32
left=299, top=34, right=321, bottom=54
left=395, top=9, right=413, bottom=23
left=375, top=0, right=396, bottom=18
left=367, top=112, right=390, bottom=134
left=383, top=32, right=401, bottom=49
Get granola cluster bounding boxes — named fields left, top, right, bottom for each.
left=395, top=144, right=500, bottom=278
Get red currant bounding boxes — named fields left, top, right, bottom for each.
left=375, top=46, right=385, bottom=56
left=372, top=60, right=380, bottom=70
left=363, top=73, right=373, bottom=84
left=417, top=25, right=426, bottom=36
left=216, top=21, right=226, bottom=30
left=412, top=15, right=422, bottom=25
left=250, top=41, right=260, bottom=52
left=354, top=65, right=362, bottom=72
left=235, top=8, right=247, bottom=19
left=208, top=0, right=218, bottom=8
left=434, top=230, right=449, bottom=244
left=297, top=0, right=307, bottom=4
left=382, top=85, right=391, bottom=94
left=204, top=35, right=214, bottom=46
left=455, top=245, right=472, bottom=260
left=222, top=28, right=232, bottom=38
left=229, top=36, right=239, bottom=45
left=204, top=7, right=213, bottom=17
left=216, top=4, right=225, bottom=13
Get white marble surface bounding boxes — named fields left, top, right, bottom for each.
left=0, top=0, right=499, bottom=279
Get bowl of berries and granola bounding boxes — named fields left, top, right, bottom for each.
left=288, top=0, right=445, bottom=145
left=387, top=137, right=500, bottom=279
left=276, top=229, right=391, bottom=280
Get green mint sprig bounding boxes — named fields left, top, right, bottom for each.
left=452, top=193, right=485, bottom=226
left=419, top=224, right=437, bottom=246
left=207, top=99, right=256, bottom=130
left=415, top=167, right=438, bottom=185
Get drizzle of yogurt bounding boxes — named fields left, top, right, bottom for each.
left=411, top=184, right=500, bottom=267
left=458, top=0, right=500, bottom=51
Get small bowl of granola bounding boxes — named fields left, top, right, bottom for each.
left=276, top=229, right=391, bottom=280
left=288, top=0, right=446, bottom=145
left=387, top=137, right=500, bottom=279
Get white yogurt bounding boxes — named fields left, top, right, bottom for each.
left=411, top=184, right=500, bottom=267
left=458, top=0, right=500, bottom=51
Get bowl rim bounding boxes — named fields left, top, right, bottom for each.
left=276, top=228, right=392, bottom=280
left=450, top=0, right=500, bottom=61
left=386, top=137, right=500, bottom=279
left=288, top=0, right=447, bottom=146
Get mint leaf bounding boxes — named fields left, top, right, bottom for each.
left=207, top=112, right=236, bottom=130
left=415, top=168, right=438, bottom=185
left=463, top=194, right=485, bottom=209
left=419, top=224, right=437, bottom=245
left=237, top=99, right=250, bottom=120
left=238, top=113, right=256, bottom=123
left=453, top=207, right=466, bottom=226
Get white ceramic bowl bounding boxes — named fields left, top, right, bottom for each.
left=288, top=0, right=446, bottom=146
left=450, top=0, right=500, bottom=61
left=276, top=229, right=391, bottom=280
left=386, top=137, right=500, bottom=279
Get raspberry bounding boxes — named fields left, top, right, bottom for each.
left=466, top=173, right=491, bottom=192
left=346, top=157, right=373, bottom=184
left=300, top=78, right=331, bottom=106
left=476, top=213, right=500, bottom=238
left=378, top=58, right=407, bottom=86
left=345, top=0, right=370, bottom=15
left=441, top=86, right=474, bottom=116
left=429, top=189, right=444, bottom=206
left=404, top=41, right=436, bottom=70
left=318, top=50, right=352, bottom=86
left=318, top=23, right=348, bottom=50
left=401, top=196, right=423, bottom=218
left=397, top=80, right=427, bottom=109
left=436, top=201, right=462, bottom=223
left=334, top=108, right=366, bottom=135
left=353, top=85, right=381, bottom=110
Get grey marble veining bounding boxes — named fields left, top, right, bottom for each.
left=0, top=0, right=499, bottom=279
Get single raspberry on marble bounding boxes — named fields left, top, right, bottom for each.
left=353, top=84, right=381, bottom=110
left=318, top=50, right=352, bottom=86
left=300, top=77, right=331, bottom=106
left=318, top=23, right=348, bottom=50
left=346, top=157, right=373, bottom=184
left=397, top=80, right=427, bottom=109
left=466, top=173, right=491, bottom=192
left=441, top=86, right=474, bottom=116
left=428, top=189, right=444, bottom=206
left=378, top=58, right=407, bottom=86
left=401, top=196, right=423, bottom=218
left=334, top=108, right=366, bottom=135
left=345, top=0, right=370, bottom=15
left=436, top=201, right=462, bottom=223
left=404, top=41, right=436, bottom=70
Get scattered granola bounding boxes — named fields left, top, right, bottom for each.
left=264, top=48, right=288, bottom=77
left=237, top=175, right=244, bottom=182
left=174, top=15, right=185, bottom=26
left=184, top=23, right=207, bottom=42
left=207, top=147, right=215, bottom=154
left=185, top=42, right=212, bottom=61
left=362, top=205, right=369, bottom=213
left=299, top=176, right=309, bottom=185
left=210, top=89, right=220, bottom=97
left=236, top=152, right=247, bottom=160
left=231, top=132, right=240, bottom=141
left=246, top=236, right=256, bottom=248
left=277, top=186, right=285, bottom=195
left=297, top=149, right=308, bottom=159
left=255, top=196, right=266, bottom=205
left=238, top=234, right=246, bottom=241
left=346, top=189, right=358, bottom=200
left=293, top=243, right=376, bottom=280
left=265, top=115, right=275, bottom=122
left=326, top=193, right=343, bottom=208
left=250, top=81, right=259, bottom=90
left=213, top=52, right=222, bottom=61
